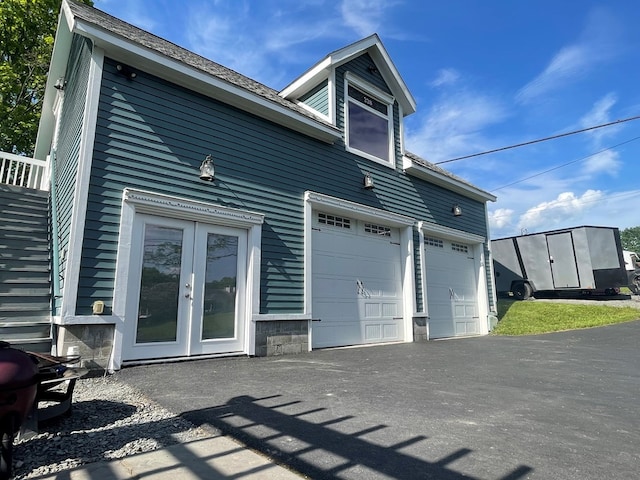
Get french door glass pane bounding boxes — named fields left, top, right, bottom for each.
left=202, top=233, right=238, bottom=340
left=136, top=225, right=182, bottom=343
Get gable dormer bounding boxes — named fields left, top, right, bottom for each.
left=280, top=34, right=416, bottom=168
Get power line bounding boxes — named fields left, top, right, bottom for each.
left=491, top=135, right=640, bottom=192
left=434, top=114, right=640, bottom=165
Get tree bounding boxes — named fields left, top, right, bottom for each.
left=0, top=0, right=92, bottom=155
left=620, top=226, right=640, bottom=253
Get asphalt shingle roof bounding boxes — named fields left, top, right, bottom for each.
left=66, top=0, right=336, bottom=131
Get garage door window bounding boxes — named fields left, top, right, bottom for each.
left=426, top=237, right=444, bottom=248
left=364, top=223, right=391, bottom=237
left=318, top=212, right=351, bottom=229
left=451, top=242, right=469, bottom=253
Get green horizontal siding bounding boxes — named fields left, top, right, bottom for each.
left=54, top=35, right=92, bottom=314
left=299, top=80, right=329, bottom=116
left=75, top=55, right=489, bottom=315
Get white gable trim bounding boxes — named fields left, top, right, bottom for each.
left=281, top=34, right=416, bottom=116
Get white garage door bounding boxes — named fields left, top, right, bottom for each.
left=424, top=236, right=480, bottom=339
left=312, top=212, right=404, bottom=348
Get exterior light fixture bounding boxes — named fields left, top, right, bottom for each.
left=54, top=77, right=66, bottom=90
left=199, top=155, right=215, bottom=181
left=452, top=204, right=462, bottom=216
left=116, top=64, right=137, bottom=79
left=363, top=172, right=375, bottom=190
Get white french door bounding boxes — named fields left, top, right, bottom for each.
left=124, top=214, right=247, bottom=361
left=190, top=223, right=247, bottom=355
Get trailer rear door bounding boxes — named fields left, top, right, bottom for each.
left=547, top=232, right=580, bottom=288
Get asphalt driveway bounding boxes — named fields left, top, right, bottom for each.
left=115, top=320, right=640, bottom=479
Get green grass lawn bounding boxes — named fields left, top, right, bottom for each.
left=492, top=299, right=640, bottom=335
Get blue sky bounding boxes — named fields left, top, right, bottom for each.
left=94, top=0, right=640, bottom=239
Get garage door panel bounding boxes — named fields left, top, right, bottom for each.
left=314, top=276, right=358, bottom=301
left=312, top=218, right=403, bottom=349
left=425, top=239, right=480, bottom=339
left=313, top=322, right=361, bottom=347
left=314, top=299, right=359, bottom=322
left=364, top=301, right=399, bottom=319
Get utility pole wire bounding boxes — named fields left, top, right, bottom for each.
left=434, top=114, right=640, bottom=165
left=491, top=135, right=640, bottom=192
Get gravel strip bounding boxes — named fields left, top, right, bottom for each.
left=12, top=374, right=211, bottom=479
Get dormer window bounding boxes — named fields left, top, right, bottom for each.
left=345, top=74, right=394, bottom=166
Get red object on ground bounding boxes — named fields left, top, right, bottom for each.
left=0, top=341, right=39, bottom=479
left=0, top=341, right=38, bottom=430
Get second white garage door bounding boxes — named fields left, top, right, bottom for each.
left=312, top=212, right=404, bottom=348
left=424, top=236, right=480, bottom=339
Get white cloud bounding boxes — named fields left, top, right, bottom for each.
left=574, top=93, right=622, bottom=175
left=340, top=0, right=400, bottom=36
left=489, top=208, right=514, bottom=230
left=516, top=45, right=591, bottom=104
left=516, top=8, right=619, bottom=104
left=583, top=149, right=620, bottom=175
left=430, top=68, right=460, bottom=88
left=405, top=90, right=508, bottom=163
left=579, top=92, right=622, bottom=143
left=517, top=190, right=604, bottom=231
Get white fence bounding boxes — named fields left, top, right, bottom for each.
left=0, top=151, right=49, bottom=191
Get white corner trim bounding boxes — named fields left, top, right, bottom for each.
left=123, top=189, right=265, bottom=226
left=416, top=222, right=428, bottom=317
left=60, top=47, right=104, bottom=319
left=305, top=191, right=415, bottom=227
left=328, top=69, right=336, bottom=126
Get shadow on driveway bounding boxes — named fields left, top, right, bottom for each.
left=116, top=320, right=640, bottom=479
left=182, top=392, right=532, bottom=479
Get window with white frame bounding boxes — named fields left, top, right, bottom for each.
left=345, top=78, right=393, bottom=165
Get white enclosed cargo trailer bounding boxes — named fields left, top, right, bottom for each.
left=492, top=226, right=628, bottom=300
left=623, top=250, right=640, bottom=294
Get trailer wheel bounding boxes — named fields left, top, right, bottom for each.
left=513, top=282, right=532, bottom=300
left=631, top=276, right=640, bottom=295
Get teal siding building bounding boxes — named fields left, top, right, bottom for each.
left=36, top=0, right=497, bottom=371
